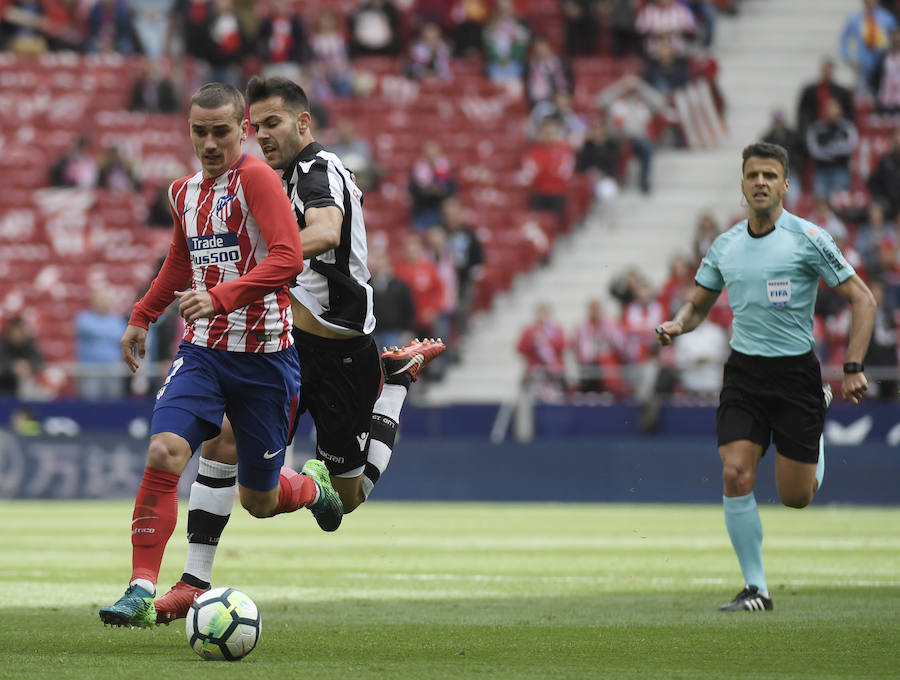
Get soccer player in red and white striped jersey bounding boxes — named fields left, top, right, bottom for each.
left=100, top=82, right=342, bottom=629
left=151, top=77, right=445, bottom=625
left=158, top=164, right=295, bottom=352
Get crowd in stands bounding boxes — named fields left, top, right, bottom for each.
left=517, top=211, right=733, bottom=423
left=8, top=1, right=897, bottom=408
left=0, top=315, right=44, bottom=401
left=0, top=0, right=740, bottom=401
left=519, top=0, right=900, bottom=411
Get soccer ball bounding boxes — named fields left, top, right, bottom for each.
left=185, top=587, right=261, bottom=661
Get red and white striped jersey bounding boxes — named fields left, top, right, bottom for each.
left=130, top=154, right=303, bottom=353
left=876, top=52, right=900, bottom=110
left=635, top=2, right=696, bottom=59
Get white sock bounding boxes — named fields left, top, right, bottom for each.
left=815, top=434, right=825, bottom=491
left=130, top=578, right=156, bottom=595
left=375, top=384, right=406, bottom=422
left=182, top=458, right=236, bottom=587
left=184, top=544, right=219, bottom=585
left=363, top=384, right=407, bottom=499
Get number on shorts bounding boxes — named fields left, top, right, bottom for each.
left=156, top=356, right=185, bottom=400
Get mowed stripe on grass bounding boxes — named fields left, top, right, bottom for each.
left=2, top=501, right=898, bottom=680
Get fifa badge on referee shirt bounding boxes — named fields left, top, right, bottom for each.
left=766, top=278, right=791, bottom=308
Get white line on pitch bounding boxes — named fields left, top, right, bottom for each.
left=344, top=572, right=900, bottom=587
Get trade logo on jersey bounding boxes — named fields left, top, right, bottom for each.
left=215, top=194, right=236, bottom=220
left=188, top=232, right=241, bottom=267
left=766, top=278, right=791, bottom=308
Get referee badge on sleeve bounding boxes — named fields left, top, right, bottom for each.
left=766, top=278, right=791, bottom=308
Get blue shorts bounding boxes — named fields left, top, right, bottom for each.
left=151, top=341, right=300, bottom=491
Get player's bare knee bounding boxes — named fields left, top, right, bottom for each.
left=780, top=485, right=814, bottom=509
left=782, top=495, right=811, bottom=509
left=240, top=497, right=274, bottom=518
left=332, top=476, right=365, bottom=513
left=202, top=436, right=237, bottom=464
left=201, top=420, right=237, bottom=464
left=340, top=490, right=365, bottom=514
left=721, top=463, right=752, bottom=493
left=244, top=506, right=270, bottom=519
left=146, top=438, right=189, bottom=472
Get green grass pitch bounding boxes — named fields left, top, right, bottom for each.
left=2, top=500, right=898, bottom=679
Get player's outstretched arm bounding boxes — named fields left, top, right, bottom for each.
left=833, top=274, right=876, bottom=404
left=656, top=284, right=720, bottom=346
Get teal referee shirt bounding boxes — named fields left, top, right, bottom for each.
left=695, top=210, right=855, bottom=357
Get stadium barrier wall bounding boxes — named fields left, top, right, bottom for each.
left=1, top=399, right=898, bottom=504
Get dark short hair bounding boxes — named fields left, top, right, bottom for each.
left=742, top=142, right=789, bottom=176
left=189, top=82, right=245, bottom=124
left=245, top=75, right=309, bottom=114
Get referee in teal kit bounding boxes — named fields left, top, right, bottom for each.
left=656, top=142, right=876, bottom=612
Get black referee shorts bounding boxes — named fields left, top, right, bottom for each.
left=292, top=328, right=383, bottom=476
left=716, top=350, right=825, bottom=464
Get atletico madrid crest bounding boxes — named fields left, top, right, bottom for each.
left=216, top=194, right=236, bottom=220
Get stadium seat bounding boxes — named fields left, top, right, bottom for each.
left=0, top=41, right=607, bottom=380
left=353, top=55, right=403, bottom=77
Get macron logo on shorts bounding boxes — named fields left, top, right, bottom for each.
left=316, top=445, right=344, bottom=464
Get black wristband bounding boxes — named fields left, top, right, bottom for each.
left=843, top=362, right=865, bottom=374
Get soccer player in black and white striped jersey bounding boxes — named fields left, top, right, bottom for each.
left=153, top=76, right=444, bottom=623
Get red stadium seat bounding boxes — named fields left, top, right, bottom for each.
left=353, top=56, right=403, bottom=76
left=1, top=38, right=604, bottom=337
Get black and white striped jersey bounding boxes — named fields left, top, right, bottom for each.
left=284, top=141, right=375, bottom=336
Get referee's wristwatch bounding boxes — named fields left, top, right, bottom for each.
left=843, top=362, right=865, bottom=374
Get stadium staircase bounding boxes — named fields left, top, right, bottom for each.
left=426, top=0, right=859, bottom=404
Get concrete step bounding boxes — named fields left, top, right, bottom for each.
left=425, top=0, right=853, bottom=405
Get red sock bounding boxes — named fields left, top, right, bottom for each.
left=274, top=467, right=317, bottom=515
left=130, top=466, right=180, bottom=585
